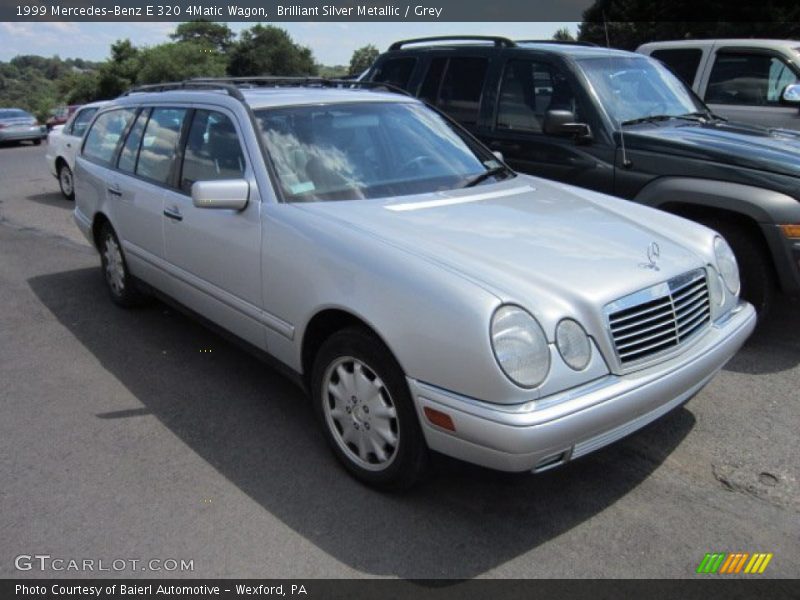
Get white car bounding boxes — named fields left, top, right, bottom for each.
left=46, top=101, right=108, bottom=199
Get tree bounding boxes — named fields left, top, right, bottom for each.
left=227, top=25, right=316, bottom=77
left=552, top=27, right=575, bottom=42
left=170, top=20, right=234, bottom=53
left=348, top=44, right=379, bottom=76
left=136, top=42, right=227, bottom=84
left=577, top=1, right=800, bottom=50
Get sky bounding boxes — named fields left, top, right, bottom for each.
left=0, top=21, right=579, bottom=66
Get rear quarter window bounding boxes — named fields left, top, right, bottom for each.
left=650, top=48, right=703, bottom=87
left=82, top=108, right=137, bottom=166
left=373, top=57, right=417, bottom=90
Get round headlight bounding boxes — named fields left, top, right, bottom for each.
left=490, top=305, right=550, bottom=388
left=707, top=266, right=725, bottom=307
left=555, top=319, right=592, bottom=371
left=714, top=236, right=740, bottom=295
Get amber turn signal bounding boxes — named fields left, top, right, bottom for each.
left=423, top=407, right=456, bottom=431
left=780, top=224, right=800, bottom=239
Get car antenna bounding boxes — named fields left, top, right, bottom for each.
left=618, top=117, right=632, bottom=168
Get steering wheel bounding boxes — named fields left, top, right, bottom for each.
left=397, top=155, right=434, bottom=176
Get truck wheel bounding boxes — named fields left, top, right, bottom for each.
left=311, top=327, right=428, bottom=490
left=713, top=222, right=776, bottom=318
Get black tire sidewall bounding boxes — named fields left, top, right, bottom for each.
left=58, top=164, right=74, bottom=199
left=98, top=223, right=140, bottom=307
left=715, top=223, right=775, bottom=317
left=311, top=328, right=428, bottom=490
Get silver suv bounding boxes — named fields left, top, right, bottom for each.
left=73, top=79, right=756, bottom=489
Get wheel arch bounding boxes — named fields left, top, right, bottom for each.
left=91, top=212, right=112, bottom=250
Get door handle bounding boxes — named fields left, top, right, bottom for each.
left=66, top=143, right=71, bottom=148
left=107, top=185, right=122, bottom=197
left=163, top=207, right=183, bottom=222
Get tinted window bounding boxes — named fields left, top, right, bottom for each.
left=69, top=107, right=98, bottom=138
left=256, top=102, right=506, bottom=202
left=83, top=108, right=136, bottom=165
left=651, top=49, right=703, bottom=86
left=497, top=60, right=580, bottom=132
left=706, top=53, right=799, bottom=105
left=135, top=108, right=187, bottom=185
left=117, top=109, right=149, bottom=174
left=419, top=57, right=447, bottom=103
left=180, top=110, right=245, bottom=194
left=437, top=57, right=488, bottom=125
left=373, top=57, right=417, bottom=90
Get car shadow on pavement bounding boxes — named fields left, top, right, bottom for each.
left=26, top=191, right=71, bottom=210
left=29, top=267, right=695, bottom=579
left=724, top=295, right=800, bottom=376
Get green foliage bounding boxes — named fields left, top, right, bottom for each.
left=348, top=44, right=379, bottom=76
left=553, top=27, right=576, bottom=41
left=578, top=1, right=800, bottom=49
left=136, top=42, right=228, bottom=84
left=318, top=64, right=348, bottom=79
left=228, top=25, right=317, bottom=76
left=170, top=20, right=234, bottom=52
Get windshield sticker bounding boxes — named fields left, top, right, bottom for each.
left=290, top=181, right=316, bottom=194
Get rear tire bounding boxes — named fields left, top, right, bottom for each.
left=311, top=327, right=428, bottom=490
left=33, top=138, right=42, bottom=146
left=98, top=223, right=146, bottom=308
left=58, top=163, right=74, bottom=200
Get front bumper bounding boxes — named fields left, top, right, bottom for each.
left=410, top=300, right=756, bottom=473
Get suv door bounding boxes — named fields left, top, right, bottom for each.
left=701, top=47, right=800, bottom=130
left=482, top=56, right=615, bottom=193
left=162, top=107, right=265, bottom=350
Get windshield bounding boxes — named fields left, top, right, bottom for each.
left=577, top=56, right=707, bottom=125
left=0, top=109, right=32, bottom=120
left=254, top=102, right=510, bottom=202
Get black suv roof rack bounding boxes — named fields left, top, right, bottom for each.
left=515, top=40, right=598, bottom=47
left=388, top=36, right=516, bottom=51
left=122, top=77, right=412, bottom=103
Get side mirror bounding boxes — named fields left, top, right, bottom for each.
left=492, top=150, right=504, bottom=162
left=192, top=179, right=249, bottom=210
left=543, top=109, right=593, bottom=141
left=781, top=83, right=800, bottom=105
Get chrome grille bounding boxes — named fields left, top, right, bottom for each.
left=607, top=269, right=710, bottom=365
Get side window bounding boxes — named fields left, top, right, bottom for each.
left=650, top=49, right=702, bottom=87
left=419, top=57, right=447, bottom=103
left=135, top=108, right=187, bottom=185
left=373, top=57, right=417, bottom=90
left=180, top=110, right=245, bottom=194
left=706, top=52, right=799, bottom=105
left=496, top=60, right=579, bottom=133
left=437, top=57, right=489, bottom=126
left=70, top=107, right=98, bottom=138
left=117, top=108, right=149, bottom=174
left=82, top=108, right=136, bottom=166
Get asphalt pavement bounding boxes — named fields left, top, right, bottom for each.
left=0, top=142, right=798, bottom=579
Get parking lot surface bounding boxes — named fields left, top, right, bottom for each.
left=1, top=142, right=798, bottom=578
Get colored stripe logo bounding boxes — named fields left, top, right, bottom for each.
left=696, top=552, right=773, bottom=574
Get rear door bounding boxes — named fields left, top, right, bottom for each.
left=700, top=47, right=800, bottom=130
left=161, top=106, right=265, bottom=350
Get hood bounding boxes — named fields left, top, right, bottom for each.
left=298, top=178, right=707, bottom=327
left=624, top=120, right=800, bottom=180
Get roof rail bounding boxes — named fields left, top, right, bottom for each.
left=122, top=77, right=413, bottom=103
left=122, top=80, right=246, bottom=101
left=515, top=40, right=598, bottom=47
left=190, top=76, right=414, bottom=97
left=388, top=36, right=516, bottom=51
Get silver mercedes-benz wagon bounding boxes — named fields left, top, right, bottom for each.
left=73, top=79, right=756, bottom=489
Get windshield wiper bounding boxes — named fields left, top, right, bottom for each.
left=463, top=165, right=511, bottom=188
left=621, top=113, right=709, bottom=127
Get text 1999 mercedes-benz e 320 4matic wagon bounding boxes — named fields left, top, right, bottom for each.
left=73, top=79, right=756, bottom=489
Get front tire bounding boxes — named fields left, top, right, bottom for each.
left=98, top=223, right=145, bottom=307
left=311, top=328, right=428, bottom=490
left=58, top=163, right=74, bottom=199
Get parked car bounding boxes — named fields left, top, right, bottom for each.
left=73, top=79, right=755, bottom=489
left=0, top=108, right=46, bottom=145
left=365, top=37, right=800, bottom=315
left=46, top=101, right=108, bottom=199
left=637, top=39, right=800, bottom=131
left=46, top=104, right=81, bottom=131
